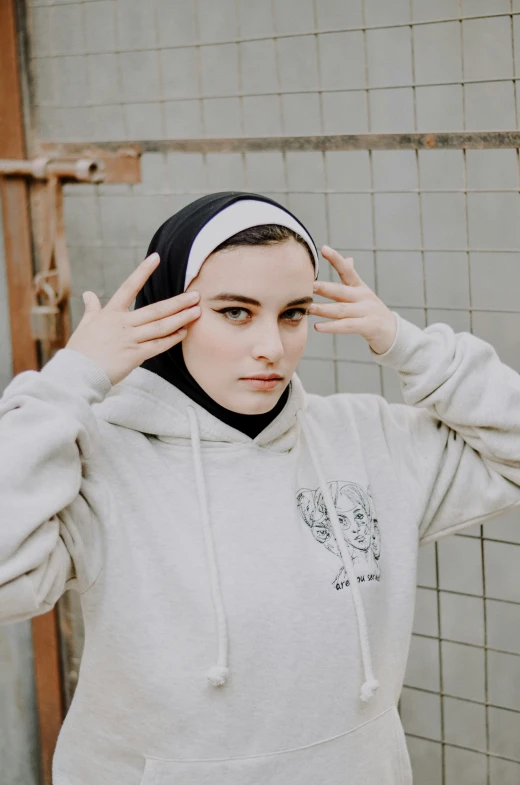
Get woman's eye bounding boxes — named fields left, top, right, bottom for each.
left=220, top=308, right=250, bottom=321
left=283, top=308, right=308, bottom=322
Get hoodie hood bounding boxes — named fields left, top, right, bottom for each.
left=93, top=366, right=380, bottom=701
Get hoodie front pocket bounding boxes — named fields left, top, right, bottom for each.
left=139, top=706, right=411, bottom=785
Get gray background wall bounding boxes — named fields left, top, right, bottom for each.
left=1, top=1, right=520, bottom=783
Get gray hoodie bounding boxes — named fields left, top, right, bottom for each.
left=1, top=312, right=519, bottom=785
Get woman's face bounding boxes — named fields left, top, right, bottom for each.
left=183, top=238, right=315, bottom=414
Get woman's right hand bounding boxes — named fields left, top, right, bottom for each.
left=66, top=253, right=201, bottom=385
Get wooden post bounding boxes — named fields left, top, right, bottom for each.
left=0, top=2, right=65, bottom=784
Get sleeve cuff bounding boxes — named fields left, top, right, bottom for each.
left=368, top=312, right=428, bottom=370
left=40, top=348, right=112, bottom=404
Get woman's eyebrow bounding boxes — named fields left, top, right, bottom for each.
left=209, top=293, right=313, bottom=307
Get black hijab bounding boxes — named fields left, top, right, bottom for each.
left=133, top=192, right=318, bottom=439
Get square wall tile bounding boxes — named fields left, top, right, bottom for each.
left=367, top=27, right=413, bottom=89
left=405, top=634, right=441, bottom=691
left=167, top=153, right=207, bottom=193
left=490, top=758, right=520, bottom=785
left=327, top=194, right=373, bottom=249
left=444, top=746, right=487, bottom=785
left=203, top=97, right=242, bottom=137
left=50, top=3, right=84, bottom=55
left=467, top=192, right=520, bottom=250
left=369, top=88, right=415, bottom=133
left=488, top=706, right=520, bottom=760
left=394, top=307, right=426, bottom=328
left=466, top=149, right=519, bottom=190
left=483, top=506, right=520, bottom=546
left=32, top=7, right=51, bottom=58
left=34, top=57, right=57, bottom=107
left=484, top=541, right=520, bottom=603
left=243, top=95, right=283, bottom=136
left=197, top=0, right=238, bottom=42
left=487, top=649, right=520, bottom=711
left=424, top=253, right=470, bottom=309
left=472, top=311, right=520, bottom=373
left=461, top=0, right=510, bottom=12
left=413, top=22, right=462, bottom=85
left=315, top=0, right=363, bottom=29
left=87, top=54, right=120, bottom=105
left=200, top=44, right=239, bottom=97
left=165, top=100, right=203, bottom=139
left=125, top=103, right=164, bottom=140
left=443, top=696, right=487, bottom=750
left=102, top=246, right=139, bottom=298
left=237, top=0, right=275, bottom=38
left=286, top=152, right=325, bottom=192
left=381, top=366, right=404, bottom=403
left=470, top=253, right=520, bottom=312
left=417, top=542, right=437, bottom=589
left=281, top=93, right=322, bottom=135
left=364, top=0, right=411, bottom=26
left=421, top=193, right=467, bottom=250
left=56, top=56, right=88, bottom=107
left=273, top=0, right=315, bottom=35
left=304, top=316, right=335, bottom=360
left=116, top=0, right=156, bottom=49
left=245, top=152, right=285, bottom=193
left=441, top=640, right=485, bottom=701
left=240, top=40, right=278, bottom=95
left=462, top=16, right=514, bottom=81
left=132, top=152, right=167, bottom=194
left=439, top=591, right=484, bottom=645
left=376, top=252, right=424, bottom=307
left=400, top=687, right=442, bottom=741
left=84, top=1, right=116, bottom=53
left=406, top=737, right=442, bottom=785
left=413, top=587, right=439, bottom=637
left=336, top=361, right=382, bottom=394
left=318, top=32, right=365, bottom=90
left=438, top=536, right=483, bottom=596
left=206, top=153, right=245, bottom=191
left=69, top=247, right=104, bottom=298
left=322, top=91, right=369, bottom=134
left=297, top=358, right=336, bottom=394
left=119, top=51, right=161, bottom=103
left=156, top=0, right=197, bottom=47
left=161, top=49, right=199, bottom=100
left=416, top=85, right=464, bottom=132
left=98, top=195, right=135, bottom=246
left=277, top=36, right=319, bottom=92
left=287, top=193, right=328, bottom=247
left=418, top=150, right=465, bottom=191
left=63, top=196, right=101, bottom=246
left=372, top=151, right=418, bottom=192
left=334, top=332, right=373, bottom=363
left=373, top=193, right=421, bottom=250
left=133, top=194, right=172, bottom=245
left=464, top=82, right=516, bottom=131
left=325, top=151, right=371, bottom=191
left=412, top=0, right=459, bottom=21
left=426, top=310, right=471, bottom=333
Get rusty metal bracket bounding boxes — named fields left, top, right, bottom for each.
left=0, top=151, right=141, bottom=347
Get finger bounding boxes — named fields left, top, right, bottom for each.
left=308, top=301, right=364, bottom=319
left=134, top=305, right=201, bottom=343
left=137, top=326, right=188, bottom=362
left=107, top=253, right=161, bottom=312
left=81, top=291, right=102, bottom=314
left=321, top=246, right=364, bottom=287
left=129, top=290, right=200, bottom=327
left=312, top=279, right=362, bottom=302
left=314, top=316, right=367, bottom=334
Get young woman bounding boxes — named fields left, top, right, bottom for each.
left=1, top=191, right=519, bottom=785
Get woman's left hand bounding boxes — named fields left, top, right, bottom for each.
left=307, top=245, right=398, bottom=356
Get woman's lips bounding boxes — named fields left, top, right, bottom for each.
left=240, top=377, right=283, bottom=390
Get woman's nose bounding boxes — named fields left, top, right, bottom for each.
left=252, top=325, right=284, bottom=363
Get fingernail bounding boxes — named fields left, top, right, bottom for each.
left=146, top=252, right=160, bottom=263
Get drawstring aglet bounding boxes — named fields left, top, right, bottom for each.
left=207, top=665, right=229, bottom=687
left=360, top=678, right=380, bottom=702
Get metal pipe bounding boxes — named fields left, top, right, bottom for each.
left=0, top=157, right=104, bottom=182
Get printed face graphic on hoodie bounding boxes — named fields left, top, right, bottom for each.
left=296, top=481, right=382, bottom=589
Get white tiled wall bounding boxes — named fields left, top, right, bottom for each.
left=3, top=1, right=520, bottom=783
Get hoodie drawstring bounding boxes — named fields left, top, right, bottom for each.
left=296, top=410, right=380, bottom=703
left=185, top=403, right=379, bottom=703
left=186, top=405, right=230, bottom=687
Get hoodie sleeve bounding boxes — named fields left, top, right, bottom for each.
left=0, top=348, right=112, bottom=624
left=369, top=313, right=520, bottom=544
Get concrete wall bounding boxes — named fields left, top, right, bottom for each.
left=1, top=1, right=519, bottom=783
